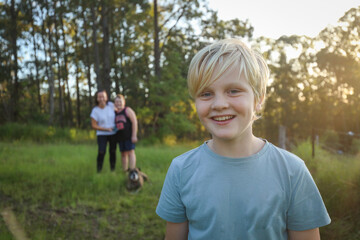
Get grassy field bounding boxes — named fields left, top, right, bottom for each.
left=0, top=141, right=193, bottom=240
left=293, top=141, right=360, bottom=239
left=1, top=140, right=360, bottom=239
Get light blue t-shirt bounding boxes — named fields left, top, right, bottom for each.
left=156, top=140, right=331, bottom=240
left=90, top=102, right=115, bottom=136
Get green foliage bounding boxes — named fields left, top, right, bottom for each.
left=0, top=123, right=95, bottom=143
left=201, top=10, right=253, bottom=40
left=321, top=130, right=340, bottom=149
left=159, top=111, right=196, bottom=138
left=1, top=0, right=360, bottom=168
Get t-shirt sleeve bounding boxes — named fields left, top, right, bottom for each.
left=287, top=161, right=331, bottom=231
left=90, top=108, right=98, bottom=121
left=156, top=159, right=187, bottom=223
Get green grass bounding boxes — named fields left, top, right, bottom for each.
left=1, top=140, right=360, bottom=239
left=0, top=141, right=192, bottom=240
left=293, top=141, right=360, bottom=239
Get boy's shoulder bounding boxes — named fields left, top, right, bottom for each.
left=265, top=141, right=308, bottom=173
left=267, top=141, right=302, bottom=159
left=171, top=144, right=204, bottom=167
left=168, top=143, right=211, bottom=177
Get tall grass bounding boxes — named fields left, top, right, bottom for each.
left=1, top=138, right=360, bottom=239
left=293, top=141, right=360, bottom=239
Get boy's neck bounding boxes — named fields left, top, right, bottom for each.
left=208, top=135, right=265, bottom=158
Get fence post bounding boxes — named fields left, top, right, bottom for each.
left=312, top=128, right=315, bottom=158
left=279, top=125, right=286, bottom=149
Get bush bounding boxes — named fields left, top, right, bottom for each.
left=0, top=123, right=95, bottom=143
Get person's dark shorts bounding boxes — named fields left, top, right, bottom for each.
left=118, top=140, right=135, bottom=152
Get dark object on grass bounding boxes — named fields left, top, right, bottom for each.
left=126, top=168, right=148, bottom=192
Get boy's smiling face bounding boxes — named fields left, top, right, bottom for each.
left=195, top=65, right=257, bottom=144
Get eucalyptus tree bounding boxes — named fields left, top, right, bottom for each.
left=27, top=0, right=42, bottom=110
left=89, top=0, right=101, bottom=91
left=251, top=35, right=325, bottom=142
left=148, top=0, right=256, bottom=139
left=149, top=0, right=205, bottom=137
left=316, top=6, right=360, bottom=133
left=58, top=0, right=74, bottom=126
left=81, top=7, right=94, bottom=111
left=0, top=0, right=22, bottom=121
left=201, top=9, right=253, bottom=41
left=38, top=0, right=57, bottom=125
left=0, top=1, right=13, bottom=122
left=51, top=0, right=66, bottom=126
left=9, top=0, right=20, bottom=121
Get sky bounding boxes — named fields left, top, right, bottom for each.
left=208, top=0, right=360, bottom=39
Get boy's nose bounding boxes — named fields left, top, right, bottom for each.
left=211, top=95, right=229, bottom=110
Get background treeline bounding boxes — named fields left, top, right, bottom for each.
left=1, top=0, right=360, bottom=144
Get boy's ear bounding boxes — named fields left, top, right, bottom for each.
left=255, top=96, right=265, bottom=112
left=256, top=103, right=262, bottom=112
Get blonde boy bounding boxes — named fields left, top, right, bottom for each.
left=156, top=39, right=330, bottom=239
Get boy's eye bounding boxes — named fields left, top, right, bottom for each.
left=228, top=89, right=242, bottom=95
left=199, top=92, right=212, bottom=98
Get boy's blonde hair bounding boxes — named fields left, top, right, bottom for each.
left=187, top=39, right=269, bottom=108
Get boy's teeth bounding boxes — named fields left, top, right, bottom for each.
left=213, top=116, right=233, bottom=121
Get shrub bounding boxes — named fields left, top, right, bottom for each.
left=0, top=123, right=95, bottom=143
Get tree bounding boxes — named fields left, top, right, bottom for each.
left=316, top=6, right=360, bottom=132
left=90, top=2, right=101, bottom=90
left=9, top=0, right=20, bottom=121
left=101, top=0, right=111, bottom=94
left=28, top=0, right=42, bottom=110
left=40, top=0, right=56, bottom=125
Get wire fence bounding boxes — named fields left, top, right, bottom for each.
left=311, top=127, right=359, bottom=157
left=277, top=125, right=359, bottom=157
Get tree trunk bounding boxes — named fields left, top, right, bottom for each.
left=119, top=14, right=126, bottom=95
left=41, top=4, right=55, bottom=125
left=60, top=0, right=73, bottom=126
left=153, top=0, right=161, bottom=80
left=53, top=1, right=65, bottom=127
left=81, top=9, right=93, bottom=112
left=10, top=0, right=19, bottom=121
left=48, top=48, right=56, bottom=126
left=74, top=26, right=81, bottom=127
left=91, top=6, right=102, bottom=90
left=113, top=38, right=119, bottom=94
left=29, top=0, right=42, bottom=110
left=110, top=10, right=119, bottom=94
left=101, top=1, right=111, bottom=95
left=152, top=0, right=162, bottom=134
left=279, top=125, right=287, bottom=149
left=75, top=67, right=81, bottom=128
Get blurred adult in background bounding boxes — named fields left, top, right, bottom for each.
left=90, top=90, right=116, bottom=173
left=114, top=94, right=138, bottom=172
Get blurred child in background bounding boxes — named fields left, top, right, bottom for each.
left=114, top=94, right=138, bottom=172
